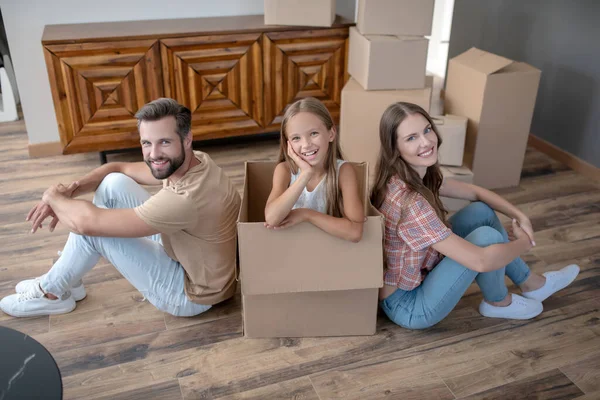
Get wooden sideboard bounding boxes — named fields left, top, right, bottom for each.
left=42, top=15, right=353, bottom=154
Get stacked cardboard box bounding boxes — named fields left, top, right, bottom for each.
left=237, top=162, right=384, bottom=338
left=432, top=114, right=472, bottom=211
left=445, top=48, right=541, bottom=189
left=340, top=0, right=435, bottom=187
left=433, top=115, right=467, bottom=167
left=348, top=0, right=434, bottom=90
left=264, top=0, right=336, bottom=27
left=348, top=28, right=429, bottom=90
left=340, top=79, right=431, bottom=186
left=440, top=165, right=475, bottom=212
left=356, top=0, right=435, bottom=36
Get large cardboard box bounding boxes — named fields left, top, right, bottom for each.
left=356, top=0, right=434, bottom=36
left=445, top=48, right=541, bottom=188
left=440, top=165, right=474, bottom=211
left=349, top=27, right=428, bottom=90
left=433, top=114, right=467, bottom=167
left=340, top=78, right=432, bottom=188
left=237, top=161, right=384, bottom=338
left=264, top=0, right=336, bottom=27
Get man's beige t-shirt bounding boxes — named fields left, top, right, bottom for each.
left=134, top=151, right=240, bottom=305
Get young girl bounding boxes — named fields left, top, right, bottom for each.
left=371, top=102, right=579, bottom=329
left=264, top=97, right=365, bottom=242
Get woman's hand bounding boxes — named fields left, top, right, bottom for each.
left=511, top=219, right=533, bottom=250
left=516, top=216, right=536, bottom=246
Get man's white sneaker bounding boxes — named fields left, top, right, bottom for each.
left=522, top=264, right=580, bottom=302
left=0, top=284, right=76, bottom=317
left=479, top=293, right=543, bottom=320
left=15, top=274, right=86, bottom=302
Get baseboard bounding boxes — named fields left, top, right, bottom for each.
left=28, top=141, right=63, bottom=158
left=528, top=134, right=600, bottom=181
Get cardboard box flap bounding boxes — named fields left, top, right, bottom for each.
left=453, top=47, right=513, bottom=75
left=497, top=61, right=541, bottom=74
left=238, top=161, right=384, bottom=296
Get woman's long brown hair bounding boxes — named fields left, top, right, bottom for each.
left=279, top=97, right=345, bottom=217
left=370, top=102, right=449, bottom=226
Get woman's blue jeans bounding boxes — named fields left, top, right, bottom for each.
left=380, top=202, right=530, bottom=329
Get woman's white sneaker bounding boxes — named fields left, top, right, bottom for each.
left=15, top=274, right=86, bottom=301
left=0, top=284, right=76, bottom=317
left=479, top=293, right=543, bottom=320
left=522, top=264, right=580, bottom=302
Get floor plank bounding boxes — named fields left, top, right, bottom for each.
left=176, top=306, right=506, bottom=399
left=459, top=369, right=584, bottom=400
left=437, top=306, right=598, bottom=397
left=89, top=379, right=183, bottom=400
left=204, top=377, right=321, bottom=400
left=560, top=351, right=600, bottom=395
left=309, top=355, right=455, bottom=400
left=55, top=313, right=241, bottom=378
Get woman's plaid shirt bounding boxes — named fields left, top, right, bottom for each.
left=378, top=176, right=452, bottom=290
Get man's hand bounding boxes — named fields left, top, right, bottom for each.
left=27, top=181, right=79, bottom=233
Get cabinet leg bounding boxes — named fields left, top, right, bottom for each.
left=99, top=151, right=107, bottom=164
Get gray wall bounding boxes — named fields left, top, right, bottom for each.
left=448, top=0, right=600, bottom=168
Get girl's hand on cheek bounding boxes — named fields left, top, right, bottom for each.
left=287, top=141, right=312, bottom=175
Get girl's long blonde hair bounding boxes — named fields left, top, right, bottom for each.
left=279, top=97, right=345, bottom=217
left=370, top=102, right=449, bottom=226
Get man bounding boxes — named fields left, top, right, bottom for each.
left=1, top=98, right=241, bottom=317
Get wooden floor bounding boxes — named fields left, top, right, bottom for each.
left=1, top=117, right=599, bottom=400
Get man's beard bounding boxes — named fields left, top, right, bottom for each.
left=145, top=141, right=186, bottom=180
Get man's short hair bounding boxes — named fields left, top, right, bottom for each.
left=135, top=98, right=192, bottom=141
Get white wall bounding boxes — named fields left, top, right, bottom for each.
left=1, top=0, right=356, bottom=145
left=425, top=0, right=454, bottom=77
